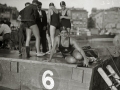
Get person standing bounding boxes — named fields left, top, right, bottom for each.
left=17, top=2, right=30, bottom=55
left=21, top=0, right=45, bottom=57
left=36, top=1, right=47, bottom=53
left=60, top=1, right=71, bottom=34
left=48, top=3, right=60, bottom=47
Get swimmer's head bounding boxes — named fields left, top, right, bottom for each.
left=60, top=1, right=66, bottom=10
left=49, top=2, right=54, bottom=8
left=60, top=27, right=68, bottom=37
left=25, top=2, right=31, bottom=7
left=37, top=1, right=42, bottom=9
left=32, top=0, right=38, bottom=5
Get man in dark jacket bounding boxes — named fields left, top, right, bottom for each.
left=17, top=2, right=30, bottom=55
left=36, top=1, right=47, bottom=53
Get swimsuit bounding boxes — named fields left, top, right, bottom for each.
left=60, top=9, right=71, bottom=28
left=58, top=36, right=75, bottom=58
left=50, top=10, right=60, bottom=29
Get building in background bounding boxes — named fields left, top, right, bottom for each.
left=90, top=7, right=120, bottom=29
left=0, top=3, right=19, bottom=27
left=70, top=8, right=88, bottom=30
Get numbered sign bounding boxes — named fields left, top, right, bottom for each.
left=39, top=68, right=60, bottom=90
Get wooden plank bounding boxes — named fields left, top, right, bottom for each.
left=68, top=80, right=90, bottom=89
left=0, top=71, right=20, bottom=89
left=83, top=69, right=93, bottom=84
left=72, top=68, right=84, bottom=82
left=0, top=60, right=10, bottom=71
left=10, top=61, right=19, bottom=73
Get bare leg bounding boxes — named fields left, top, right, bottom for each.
left=50, top=25, right=56, bottom=47
left=30, top=24, right=41, bottom=54
left=46, top=33, right=51, bottom=52
left=72, top=49, right=83, bottom=60
left=65, top=56, right=77, bottom=64
left=25, top=28, right=31, bottom=46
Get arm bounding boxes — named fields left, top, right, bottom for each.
left=49, top=37, right=59, bottom=61
left=17, top=15, right=21, bottom=21
left=71, top=38, right=89, bottom=67
left=61, top=9, right=72, bottom=20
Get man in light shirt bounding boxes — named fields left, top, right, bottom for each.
left=0, top=21, right=11, bottom=48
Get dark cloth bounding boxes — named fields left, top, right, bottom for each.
left=21, top=4, right=39, bottom=22
left=22, top=21, right=36, bottom=28
left=58, top=36, right=75, bottom=58
left=20, top=4, right=39, bottom=28
left=36, top=10, right=47, bottom=29
left=0, top=41, right=2, bottom=47
left=40, top=30, right=47, bottom=52
left=50, top=11, right=60, bottom=29
left=36, top=10, right=47, bottom=52
left=82, top=46, right=98, bottom=58
left=60, top=9, right=71, bottom=28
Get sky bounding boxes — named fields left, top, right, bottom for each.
left=0, top=0, right=120, bottom=15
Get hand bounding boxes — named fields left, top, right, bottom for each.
left=83, top=57, right=89, bottom=67
left=60, top=16, right=65, bottom=19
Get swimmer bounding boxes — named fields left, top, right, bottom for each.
left=48, top=27, right=89, bottom=67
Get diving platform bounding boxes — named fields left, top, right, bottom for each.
left=0, top=48, right=120, bottom=90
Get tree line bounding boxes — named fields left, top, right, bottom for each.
left=0, top=3, right=19, bottom=19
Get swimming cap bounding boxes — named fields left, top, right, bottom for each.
left=49, top=2, right=54, bottom=6
left=60, top=1, right=66, bottom=6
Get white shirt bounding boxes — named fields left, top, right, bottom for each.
left=0, top=24, right=11, bottom=35
left=38, top=10, right=42, bottom=22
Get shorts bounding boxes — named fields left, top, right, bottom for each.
left=22, top=21, right=36, bottom=28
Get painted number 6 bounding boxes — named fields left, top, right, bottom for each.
left=42, top=70, right=55, bottom=89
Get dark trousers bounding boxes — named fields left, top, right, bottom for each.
left=40, top=30, right=47, bottom=53
left=0, top=41, right=2, bottom=47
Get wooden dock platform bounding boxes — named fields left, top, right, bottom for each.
left=0, top=48, right=120, bottom=90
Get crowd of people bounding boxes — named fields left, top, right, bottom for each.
left=0, top=0, right=89, bottom=67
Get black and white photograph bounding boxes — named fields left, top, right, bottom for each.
left=0, top=0, right=120, bottom=90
